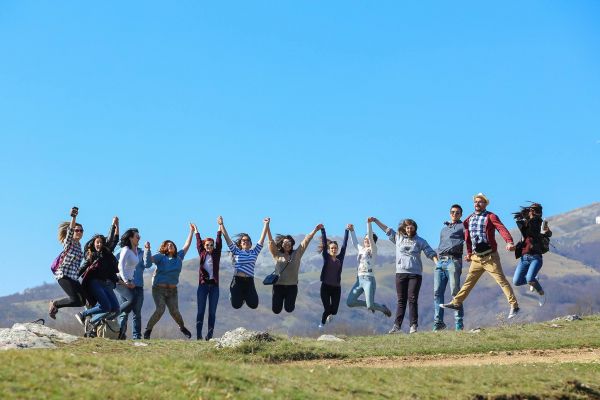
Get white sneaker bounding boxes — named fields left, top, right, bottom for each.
left=529, top=285, right=534, bottom=292
left=409, top=324, right=418, bottom=334
left=318, top=323, right=324, bottom=329
left=508, top=307, right=520, bottom=319
left=326, top=315, right=333, bottom=324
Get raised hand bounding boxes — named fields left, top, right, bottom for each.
left=191, top=223, right=198, bottom=233
left=346, top=223, right=353, bottom=231
left=112, top=216, right=119, bottom=226
left=264, top=217, right=271, bottom=224
left=217, top=216, right=223, bottom=225
left=144, top=241, right=151, bottom=249
left=316, top=223, right=324, bottom=231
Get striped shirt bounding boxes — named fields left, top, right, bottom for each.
left=55, top=227, right=83, bottom=281
left=228, top=242, right=263, bottom=277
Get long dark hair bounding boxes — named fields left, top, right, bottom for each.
left=120, top=228, right=139, bottom=249
left=275, top=234, right=295, bottom=254
left=84, top=234, right=107, bottom=258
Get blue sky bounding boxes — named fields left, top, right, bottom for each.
left=0, top=1, right=599, bottom=296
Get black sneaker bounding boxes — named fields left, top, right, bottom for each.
left=440, top=302, right=460, bottom=311
left=143, top=329, right=152, bottom=340
left=180, top=326, right=192, bottom=339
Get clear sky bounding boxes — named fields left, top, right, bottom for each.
left=0, top=1, right=599, bottom=296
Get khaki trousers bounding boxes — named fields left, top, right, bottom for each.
left=452, top=252, right=518, bottom=308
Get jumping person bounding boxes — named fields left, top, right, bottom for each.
left=49, top=207, right=85, bottom=319
left=266, top=223, right=323, bottom=314
left=433, top=205, right=465, bottom=331
left=143, top=224, right=194, bottom=340
left=441, top=193, right=520, bottom=319
left=372, top=217, right=438, bottom=334
left=318, top=224, right=350, bottom=328
left=512, top=203, right=552, bottom=306
left=219, top=216, right=270, bottom=309
left=346, top=219, right=392, bottom=318
left=75, top=217, right=120, bottom=327
left=193, top=220, right=223, bottom=341
left=116, top=228, right=152, bottom=340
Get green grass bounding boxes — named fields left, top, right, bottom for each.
left=2, top=316, right=600, bottom=399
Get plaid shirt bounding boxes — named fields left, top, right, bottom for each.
left=54, top=227, right=83, bottom=281
left=468, top=211, right=490, bottom=246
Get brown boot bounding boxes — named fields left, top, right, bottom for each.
left=48, top=301, right=58, bottom=320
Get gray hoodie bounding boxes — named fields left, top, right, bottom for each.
left=386, top=228, right=436, bottom=275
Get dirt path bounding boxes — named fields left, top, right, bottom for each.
left=286, top=348, right=600, bottom=368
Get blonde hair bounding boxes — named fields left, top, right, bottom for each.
left=57, top=222, right=83, bottom=242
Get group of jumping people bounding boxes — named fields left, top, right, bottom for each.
left=47, top=192, right=552, bottom=339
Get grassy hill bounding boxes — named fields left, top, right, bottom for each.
left=1, top=316, right=600, bottom=399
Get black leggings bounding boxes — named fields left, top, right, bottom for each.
left=320, top=283, right=341, bottom=324
left=230, top=276, right=259, bottom=309
left=395, top=273, right=422, bottom=328
left=54, top=277, right=86, bottom=309
left=272, top=284, right=298, bottom=314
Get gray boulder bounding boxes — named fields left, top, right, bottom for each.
left=0, top=322, right=79, bottom=350
left=215, top=327, right=274, bottom=349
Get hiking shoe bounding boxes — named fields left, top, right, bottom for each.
left=48, top=302, right=58, bottom=320
left=382, top=305, right=392, bottom=318
left=432, top=323, right=447, bottom=332
left=143, top=329, right=152, bottom=340
left=388, top=324, right=402, bottom=334
left=75, top=312, right=85, bottom=326
left=440, top=302, right=460, bottom=311
left=508, top=307, right=520, bottom=319
left=180, top=326, right=192, bottom=339
left=409, top=324, right=418, bottom=334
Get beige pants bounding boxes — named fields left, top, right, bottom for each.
left=452, top=252, right=518, bottom=308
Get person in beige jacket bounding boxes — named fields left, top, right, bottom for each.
left=267, top=223, right=323, bottom=314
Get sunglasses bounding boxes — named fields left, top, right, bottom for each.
left=450, top=211, right=462, bottom=215
left=74, top=229, right=84, bottom=233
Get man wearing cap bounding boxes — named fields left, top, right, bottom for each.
left=441, top=193, right=520, bottom=319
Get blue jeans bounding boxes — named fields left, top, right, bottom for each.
left=82, top=279, right=120, bottom=318
left=513, top=254, right=543, bottom=292
left=117, top=286, right=144, bottom=339
left=433, top=258, right=464, bottom=327
left=197, top=283, right=219, bottom=340
left=346, top=275, right=387, bottom=313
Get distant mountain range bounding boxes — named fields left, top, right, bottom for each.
left=2, top=203, right=599, bottom=338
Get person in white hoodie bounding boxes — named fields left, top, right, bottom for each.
left=346, top=219, right=392, bottom=318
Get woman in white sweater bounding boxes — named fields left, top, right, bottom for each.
left=346, top=219, right=392, bottom=318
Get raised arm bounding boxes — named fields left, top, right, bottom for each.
left=338, top=225, right=351, bottom=261
left=320, top=227, right=328, bottom=264
left=143, top=242, right=153, bottom=268
left=181, top=223, right=194, bottom=256
left=348, top=224, right=359, bottom=251
left=106, top=216, right=120, bottom=252
left=372, top=217, right=396, bottom=243
left=299, top=223, right=323, bottom=253
left=193, top=223, right=203, bottom=256
left=218, top=216, right=233, bottom=247
left=371, top=217, right=389, bottom=233
left=257, top=217, right=270, bottom=246
left=367, top=218, right=377, bottom=257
